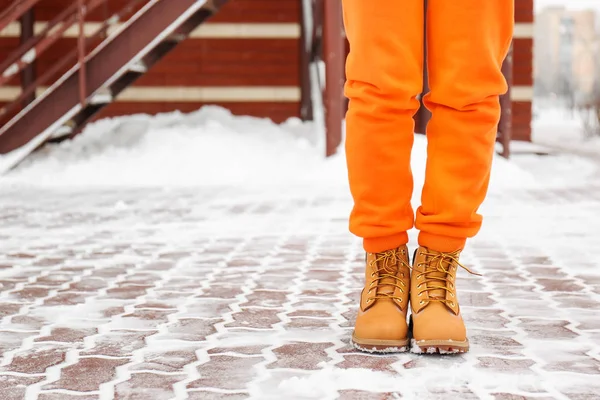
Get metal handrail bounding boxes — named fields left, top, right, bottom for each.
left=0, top=0, right=147, bottom=124
left=0, top=0, right=107, bottom=88
left=0, top=0, right=44, bottom=33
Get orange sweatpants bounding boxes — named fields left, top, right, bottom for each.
left=343, top=0, right=514, bottom=253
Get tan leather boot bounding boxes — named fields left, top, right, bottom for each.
left=352, top=245, right=411, bottom=353
left=409, top=246, right=480, bottom=354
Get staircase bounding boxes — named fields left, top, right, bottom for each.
left=0, top=0, right=228, bottom=171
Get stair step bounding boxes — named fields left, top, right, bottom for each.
left=50, top=125, right=73, bottom=139
left=165, top=32, right=187, bottom=42
left=128, top=61, right=148, bottom=73
left=90, top=90, right=113, bottom=105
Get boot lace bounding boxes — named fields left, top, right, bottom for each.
left=366, top=248, right=409, bottom=304
left=414, top=250, right=481, bottom=306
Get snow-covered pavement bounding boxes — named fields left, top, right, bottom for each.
left=0, top=107, right=599, bottom=399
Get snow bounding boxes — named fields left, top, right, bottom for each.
left=1, top=105, right=538, bottom=195
left=0, top=106, right=343, bottom=187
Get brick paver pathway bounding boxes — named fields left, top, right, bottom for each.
left=0, top=181, right=599, bottom=399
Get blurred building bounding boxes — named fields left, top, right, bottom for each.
left=535, top=7, right=598, bottom=99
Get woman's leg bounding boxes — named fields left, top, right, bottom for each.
left=343, top=0, right=424, bottom=253
left=410, top=0, right=514, bottom=353
left=343, top=0, right=424, bottom=353
left=417, top=0, right=514, bottom=251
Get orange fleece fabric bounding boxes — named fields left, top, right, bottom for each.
left=342, top=0, right=514, bottom=253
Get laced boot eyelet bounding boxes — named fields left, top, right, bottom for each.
left=449, top=302, right=456, bottom=307
left=419, top=300, right=425, bottom=305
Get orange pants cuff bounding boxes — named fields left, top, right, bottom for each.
left=364, top=232, right=409, bottom=253
left=418, top=231, right=466, bottom=253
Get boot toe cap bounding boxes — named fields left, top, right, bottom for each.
left=412, top=307, right=467, bottom=342
left=354, top=301, right=408, bottom=341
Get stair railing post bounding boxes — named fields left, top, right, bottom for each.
left=499, top=41, right=513, bottom=158
left=322, top=0, right=344, bottom=157
left=299, top=0, right=314, bottom=121
left=77, top=0, right=87, bottom=107
left=20, top=8, right=36, bottom=108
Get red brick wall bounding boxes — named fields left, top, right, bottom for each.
left=1, top=0, right=533, bottom=140
left=0, top=0, right=301, bottom=124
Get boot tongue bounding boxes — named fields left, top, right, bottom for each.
left=377, top=261, right=399, bottom=296
left=424, top=255, right=450, bottom=300
left=426, top=269, right=447, bottom=300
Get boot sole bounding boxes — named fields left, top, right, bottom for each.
left=410, top=338, right=469, bottom=354
left=407, top=316, right=469, bottom=354
left=351, top=332, right=409, bottom=353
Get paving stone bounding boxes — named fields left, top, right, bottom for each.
left=188, top=355, right=263, bottom=390
left=186, top=392, right=249, bottom=400
left=0, top=330, right=34, bottom=354
left=208, top=345, right=267, bottom=355
left=469, top=330, right=525, bottom=357
left=80, top=331, right=153, bottom=357
left=285, top=317, right=335, bottom=330
left=177, top=298, right=233, bottom=318
left=161, top=318, right=218, bottom=341
left=38, top=394, right=99, bottom=400
left=336, top=354, right=398, bottom=372
left=462, top=308, right=510, bottom=330
left=36, top=327, right=97, bottom=344
left=336, top=391, right=400, bottom=400
left=11, top=286, right=53, bottom=300
left=43, top=291, right=88, bottom=306
left=226, top=308, right=281, bottom=329
left=241, top=290, right=288, bottom=308
left=492, top=395, right=555, bottom=400
left=269, top=342, right=332, bottom=370
left=42, top=357, right=129, bottom=391
left=110, top=309, right=173, bottom=330
left=130, top=349, right=198, bottom=373
left=102, top=285, right=152, bottom=300
left=0, top=375, right=45, bottom=400
left=1, top=184, right=600, bottom=398
left=517, top=318, right=578, bottom=340
left=114, top=372, right=186, bottom=399
left=3, top=345, right=69, bottom=374
left=3, top=314, right=46, bottom=330
left=476, top=357, right=537, bottom=373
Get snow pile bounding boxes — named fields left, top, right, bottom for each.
left=0, top=105, right=535, bottom=191
left=1, top=106, right=346, bottom=187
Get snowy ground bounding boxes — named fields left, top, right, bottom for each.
left=532, top=101, right=600, bottom=158
left=0, top=106, right=599, bottom=400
